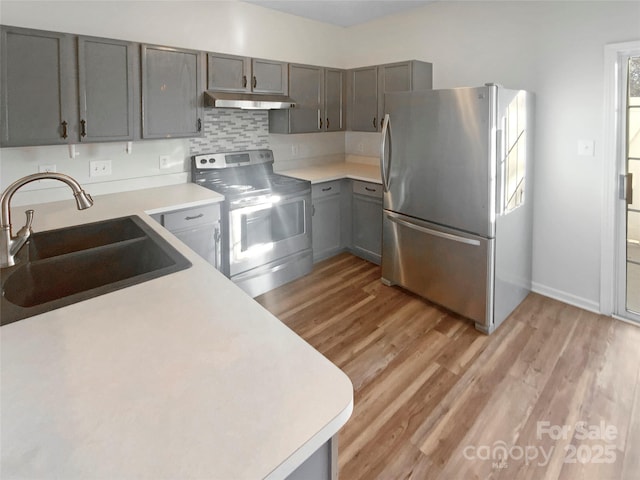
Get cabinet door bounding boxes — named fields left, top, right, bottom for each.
left=141, top=45, right=203, bottom=138
left=207, top=53, right=251, bottom=92
left=377, top=61, right=412, bottom=132
left=312, top=193, right=342, bottom=262
left=288, top=64, right=323, bottom=133
left=251, top=58, right=288, bottom=94
left=349, top=66, right=378, bottom=132
left=0, top=26, right=75, bottom=146
left=352, top=182, right=383, bottom=264
left=324, top=68, right=344, bottom=132
left=77, top=36, right=135, bottom=142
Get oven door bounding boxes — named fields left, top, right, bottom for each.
left=229, top=191, right=311, bottom=277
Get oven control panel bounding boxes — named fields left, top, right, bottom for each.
left=192, top=149, right=274, bottom=169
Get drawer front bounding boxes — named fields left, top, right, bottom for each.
left=381, top=210, right=491, bottom=325
left=352, top=180, right=382, bottom=198
left=162, top=204, right=220, bottom=230
left=312, top=180, right=342, bottom=199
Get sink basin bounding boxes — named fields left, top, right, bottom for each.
left=28, top=216, right=147, bottom=260
left=1, top=216, right=191, bottom=326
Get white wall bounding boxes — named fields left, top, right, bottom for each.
left=2, top=0, right=639, bottom=312
left=344, top=1, right=640, bottom=312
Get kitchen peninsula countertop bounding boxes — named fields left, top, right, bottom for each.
left=278, top=161, right=382, bottom=185
left=1, top=183, right=353, bottom=479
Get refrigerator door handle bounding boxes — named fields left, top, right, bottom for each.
left=385, top=212, right=481, bottom=246
left=620, top=173, right=633, bottom=205
left=380, top=113, right=391, bottom=191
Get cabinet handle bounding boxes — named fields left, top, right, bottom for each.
left=185, top=213, right=204, bottom=221
left=321, top=186, right=332, bottom=192
left=80, top=119, right=87, bottom=138
left=242, top=75, right=247, bottom=88
left=319, top=117, right=323, bottom=129
left=61, top=120, right=68, bottom=139
left=365, top=187, right=377, bottom=192
left=372, top=117, right=377, bottom=129
left=312, top=205, right=316, bottom=216
left=326, top=118, right=330, bottom=129
left=197, top=118, right=202, bottom=132
left=214, top=224, right=221, bottom=270
left=252, top=76, right=257, bottom=89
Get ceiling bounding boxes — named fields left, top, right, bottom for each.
left=243, top=0, right=434, bottom=27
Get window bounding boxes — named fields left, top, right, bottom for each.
left=503, top=90, right=527, bottom=212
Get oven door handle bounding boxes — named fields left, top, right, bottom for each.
left=230, top=190, right=311, bottom=210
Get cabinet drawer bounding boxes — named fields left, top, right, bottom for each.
left=162, top=204, right=220, bottom=230
left=352, top=181, right=382, bottom=198
left=312, top=180, right=341, bottom=199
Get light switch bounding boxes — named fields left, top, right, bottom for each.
left=578, top=139, right=595, bottom=157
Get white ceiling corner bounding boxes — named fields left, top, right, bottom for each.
left=243, top=0, right=434, bottom=28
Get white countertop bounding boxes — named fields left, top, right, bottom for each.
left=1, top=183, right=353, bottom=479
left=279, top=161, right=381, bottom=185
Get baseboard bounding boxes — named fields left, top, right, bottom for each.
left=531, top=281, right=601, bottom=314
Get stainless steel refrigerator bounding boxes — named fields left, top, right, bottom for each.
left=380, top=84, right=534, bottom=334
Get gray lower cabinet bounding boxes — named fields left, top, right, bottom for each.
left=348, top=60, right=433, bottom=132
left=151, top=204, right=221, bottom=270
left=351, top=181, right=383, bottom=265
left=0, top=26, right=76, bottom=147
left=311, top=181, right=343, bottom=262
left=286, top=438, right=336, bottom=480
left=141, top=44, right=203, bottom=138
left=77, top=36, right=136, bottom=142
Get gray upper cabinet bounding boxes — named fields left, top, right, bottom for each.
left=0, top=26, right=76, bottom=147
left=348, top=60, right=432, bottom=132
left=270, top=63, right=323, bottom=134
left=269, top=65, right=345, bottom=134
left=324, top=68, right=345, bottom=132
left=377, top=61, right=432, bottom=130
left=141, top=44, right=203, bottom=139
left=208, top=54, right=287, bottom=95
left=251, top=58, right=287, bottom=95
left=77, top=36, right=135, bottom=142
left=348, top=66, right=378, bottom=132
left=207, top=53, right=251, bottom=92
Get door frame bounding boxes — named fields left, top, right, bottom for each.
left=601, top=41, right=640, bottom=323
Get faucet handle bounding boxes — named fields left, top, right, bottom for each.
left=24, top=209, right=34, bottom=229
left=15, top=209, right=34, bottom=238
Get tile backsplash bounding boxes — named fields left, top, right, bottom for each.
left=190, top=109, right=269, bottom=154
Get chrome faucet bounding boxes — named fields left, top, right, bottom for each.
left=1, top=172, right=94, bottom=267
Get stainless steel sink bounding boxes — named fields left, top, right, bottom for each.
left=1, top=216, right=191, bottom=326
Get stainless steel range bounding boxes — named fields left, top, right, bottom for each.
left=192, top=149, right=312, bottom=297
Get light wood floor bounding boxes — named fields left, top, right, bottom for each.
left=256, top=253, right=640, bottom=480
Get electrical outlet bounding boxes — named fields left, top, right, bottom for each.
left=291, top=145, right=299, bottom=156
left=357, top=143, right=365, bottom=153
left=90, top=160, right=112, bottom=177
left=159, top=155, right=171, bottom=169
left=578, top=139, right=595, bottom=157
left=38, top=164, right=56, bottom=173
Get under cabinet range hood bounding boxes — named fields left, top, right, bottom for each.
left=204, top=91, right=296, bottom=110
